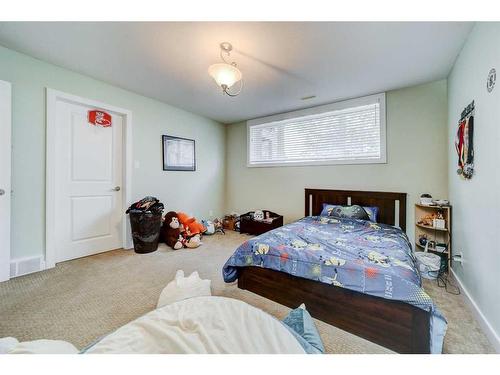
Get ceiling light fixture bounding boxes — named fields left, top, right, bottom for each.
left=208, top=42, right=243, bottom=97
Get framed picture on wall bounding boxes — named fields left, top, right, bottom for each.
left=162, top=135, right=196, bottom=171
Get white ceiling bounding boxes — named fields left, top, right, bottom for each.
left=0, top=22, right=473, bottom=124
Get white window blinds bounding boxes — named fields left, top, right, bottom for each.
left=248, top=93, right=386, bottom=167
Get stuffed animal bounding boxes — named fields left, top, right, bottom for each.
left=161, top=211, right=183, bottom=250
left=177, top=212, right=207, bottom=237
left=161, top=211, right=201, bottom=249
left=418, top=213, right=437, bottom=227
left=202, top=220, right=216, bottom=235
left=176, top=212, right=202, bottom=248
left=212, top=218, right=225, bottom=234
left=184, top=234, right=201, bottom=248
left=189, top=220, right=207, bottom=236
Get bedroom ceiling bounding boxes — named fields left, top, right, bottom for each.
left=0, top=22, right=473, bottom=124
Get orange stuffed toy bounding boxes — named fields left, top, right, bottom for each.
left=177, top=212, right=207, bottom=237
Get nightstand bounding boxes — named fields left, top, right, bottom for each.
left=239, top=211, right=283, bottom=235
left=415, top=204, right=452, bottom=271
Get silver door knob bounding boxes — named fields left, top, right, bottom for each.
left=0, top=189, right=5, bottom=196
left=112, top=186, right=121, bottom=192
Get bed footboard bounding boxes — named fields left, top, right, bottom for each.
left=238, top=266, right=430, bottom=354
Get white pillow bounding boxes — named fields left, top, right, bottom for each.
left=157, top=270, right=211, bottom=308
left=6, top=339, right=78, bottom=354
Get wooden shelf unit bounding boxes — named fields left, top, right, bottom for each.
left=414, top=204, right=452, bottom=270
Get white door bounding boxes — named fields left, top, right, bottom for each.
left=54, top=99, right=123, bottom=262
left=0, top=80, right=12, bottom=282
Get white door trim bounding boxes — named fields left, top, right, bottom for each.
left=0, top=80, right=12, bottom=282
left=45, top=88, right=133, bottom=269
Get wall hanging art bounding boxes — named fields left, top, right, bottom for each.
left=455, top=100, right=474, bottom=179
left=162, top=135, right=196, bottom=171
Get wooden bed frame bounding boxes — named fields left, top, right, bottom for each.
left=237, top=188, right=431, bottom=354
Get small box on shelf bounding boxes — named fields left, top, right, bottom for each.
left=433, top=218, right=446, bottom=230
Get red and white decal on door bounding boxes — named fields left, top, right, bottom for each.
left=88, top=110, right=112, bottom=127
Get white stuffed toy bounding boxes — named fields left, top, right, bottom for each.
left=157, top=270, right=212, bottom=308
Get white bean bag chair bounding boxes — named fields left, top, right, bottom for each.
left=84, top=296, right=305, bottom=354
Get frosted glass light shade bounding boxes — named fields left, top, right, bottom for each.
left=208, top=63, right=242, bottom=88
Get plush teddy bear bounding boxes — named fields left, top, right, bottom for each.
left=161, top=211, right=183, bottom=250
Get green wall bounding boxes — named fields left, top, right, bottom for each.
left=225, top=80, right=449, bottom=245
left=0, top=45, right=226, bottom=260
left=447, top=23, right=500, bottom=351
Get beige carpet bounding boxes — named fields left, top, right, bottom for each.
left=0, top=231, right=494, bottom=353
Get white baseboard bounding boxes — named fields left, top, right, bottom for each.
left=450, top=268, right=500, bottom=353
left=10, top=255, right=46, bottom=278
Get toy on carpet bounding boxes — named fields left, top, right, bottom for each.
left=161, top=211, right=201, bottom=250
left=214, top=218, right=225, bottom=234
left=177, top=212, right=207, bottom=238
left=202, top=220, right=216, bottom=235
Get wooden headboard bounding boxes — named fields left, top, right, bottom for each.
left=305, top=188, right=407, bottom=232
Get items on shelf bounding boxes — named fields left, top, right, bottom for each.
left=418, top=234, right=429, bottom=246
left=251, top=210, right=276, bottom=223
left=419, top=194, right=449, bottom=207
left=435, top=243, right=448, bottom=253
left=417, top=208, right=446, bottom=229
left=433, top=217, right=446, bottom=230
left=418, top=213, right=436, bottom=227
left=433, top=199, right=449, bottom=206
left=419, top=194, right=433, bottom=206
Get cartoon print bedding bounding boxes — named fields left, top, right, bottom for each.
left=223, top=216, right=447, bottom=353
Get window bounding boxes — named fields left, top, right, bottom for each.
left=247, top=93, right=386, bottom=167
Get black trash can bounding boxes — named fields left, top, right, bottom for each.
left=129, top=211, right=162, bottom=254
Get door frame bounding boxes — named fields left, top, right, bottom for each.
left=45, top=88, right=133, bottom=269
left=0, top=80, right=12, bottom=282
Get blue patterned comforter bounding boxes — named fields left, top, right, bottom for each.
left=223, top=216, right=447, bottom=353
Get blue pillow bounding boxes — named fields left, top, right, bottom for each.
left=320, top=203, right=378, bottom=222
left=362, top=206, right=379, bottom=222
left=281, top=304, right=324, bottom=354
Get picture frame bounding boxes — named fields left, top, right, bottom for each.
left=162, top=135, right=196, bottom=171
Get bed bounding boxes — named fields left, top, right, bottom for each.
left=223, top=189, right=447, bottom=354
